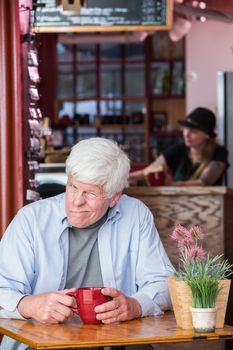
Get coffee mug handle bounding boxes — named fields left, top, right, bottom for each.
left=66, top=291, right=79, bottom=314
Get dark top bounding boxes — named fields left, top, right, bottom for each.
left=163, top=143, right=229, bottom=185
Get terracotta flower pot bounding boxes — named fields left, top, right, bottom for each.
left=167, top=277, right=231, bottom=330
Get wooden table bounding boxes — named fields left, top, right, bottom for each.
left=1, top=312, right=233, bottom=349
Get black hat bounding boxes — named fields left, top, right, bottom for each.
left=178, top=107, right=216, bottom=138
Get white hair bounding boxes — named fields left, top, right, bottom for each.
left=66, top=138, right=130, bottom=197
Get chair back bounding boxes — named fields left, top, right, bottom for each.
left=37, top=183, right=66, bottom=199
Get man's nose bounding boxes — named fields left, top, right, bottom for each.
left=73, top=192, right=86, bottom=205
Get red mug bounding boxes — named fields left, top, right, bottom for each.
left=67, top=287, right=111, bottom=324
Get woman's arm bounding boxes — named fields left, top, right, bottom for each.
left=129, top=155, right=168, bottom=181
left=199, top=161, right=226, bottom=185
left=169, top=161, right=226, bottom=186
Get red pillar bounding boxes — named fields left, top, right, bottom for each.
left=0, top=0, right=24, bottom=236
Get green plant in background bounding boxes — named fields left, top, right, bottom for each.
left=171, top=224, right=233, bottom=308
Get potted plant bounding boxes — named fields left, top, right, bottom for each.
left=167, top=224, right=233, bottom=332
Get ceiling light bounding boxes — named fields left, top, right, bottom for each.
left=199, top=2, right=206, bottom=9
left=200, top=16, right=206, bottom=22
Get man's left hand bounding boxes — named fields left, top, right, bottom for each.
left=94, top=287, right=142, bottom=324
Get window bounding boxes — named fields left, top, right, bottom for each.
left=55, top=34, right=185, bottom=165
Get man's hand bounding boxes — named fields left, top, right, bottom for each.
left=17, top=289, right=75, bottom=324
left=94, top=288, right=142, bottom=324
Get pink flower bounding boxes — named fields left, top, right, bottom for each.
left=188, top=246, right=205, bottom=262
left=189, top=226, right=204, bottom=241
left=183, top=230, right=195, bottom=245
left=177, top=239, right=186, bottom=252
left=171, top=224, right=189, bottom=241
left=171, top=224, right=207, bottom=264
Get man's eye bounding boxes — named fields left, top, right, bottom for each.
left=85, top=192, right=97, bottom=198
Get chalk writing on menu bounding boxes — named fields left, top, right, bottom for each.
left=34, top=0, right=168, bottom=28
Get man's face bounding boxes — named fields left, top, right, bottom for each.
left=65, top=176, right=121, bottom=228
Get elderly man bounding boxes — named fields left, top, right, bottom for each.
left=0, top=137, right=172, bottom=350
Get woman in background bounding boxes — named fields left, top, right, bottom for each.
left=130, top=107, right=229, bottom=186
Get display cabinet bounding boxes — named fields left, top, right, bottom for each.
left=53, top=32, right=185, bottom=167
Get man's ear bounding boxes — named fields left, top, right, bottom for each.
left=109, top=192, right=122, bottom=208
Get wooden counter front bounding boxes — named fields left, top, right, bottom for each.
left=125, top=186, right=233, bottom=333
left=125, top=186, right=233, bottom=266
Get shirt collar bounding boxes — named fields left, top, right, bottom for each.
left=106, top=196, right=122, bottom=221
left=58, top=193, right=72, bottom=230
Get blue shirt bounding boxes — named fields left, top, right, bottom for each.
left=0, top=193, right=172, bottom=350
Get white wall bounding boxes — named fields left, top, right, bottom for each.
left=186, top=20, right=233, bottom=114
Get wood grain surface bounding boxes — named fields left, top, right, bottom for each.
left=124, top=186, right=233, bottom=267
left=0, top=312, right=233, bottom=349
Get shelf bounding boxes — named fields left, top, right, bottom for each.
left=151, top=131, right=181, bottom=137
left=53, top=34, right=185, bottom=166
left=57, top=96, right=147, bottom=102
left=151, top=95, right=185, bottom=99
left=55, top=124, right=145, bottom=129
left=99, top=124, right=144, bottom=129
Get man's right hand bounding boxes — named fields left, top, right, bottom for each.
left=17, top=290, right=75, bottom=324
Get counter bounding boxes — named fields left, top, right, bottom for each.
left=125, top=186, right=233, bottom=267
left=125, top=186, right=233, bottom=330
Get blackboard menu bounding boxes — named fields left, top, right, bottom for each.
left=33, top=0, right=171, bottom=32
